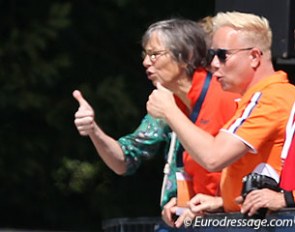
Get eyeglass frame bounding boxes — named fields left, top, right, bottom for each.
left=207, top=47, right=254, bottom=64
left=142, top=50, right=169, bottom=63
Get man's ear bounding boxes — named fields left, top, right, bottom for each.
left=250, top=48, right=263, bottom=68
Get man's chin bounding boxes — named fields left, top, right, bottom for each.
left=220, top=84, right=233, bottom=92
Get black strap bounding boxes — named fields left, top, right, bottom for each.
left=176, top=72, right=212, bottom=168
left=283, top=190, right=295, bottom=207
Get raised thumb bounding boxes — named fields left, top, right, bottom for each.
left=72, top=90, right=89, bottom=107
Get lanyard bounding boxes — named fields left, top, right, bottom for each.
left=176, top=72, right=212, bottom=167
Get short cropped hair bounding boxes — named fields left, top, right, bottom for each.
left=142, top=18, right=207, bottom=77
left=213, top=11, right=272, bottom=54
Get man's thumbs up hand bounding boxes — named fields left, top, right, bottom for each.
left=146, top=82, right=175, bottom=120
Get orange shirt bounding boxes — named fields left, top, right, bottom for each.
left=220, top=71, right=295, bottom=212
left=176, top=69, right=239, bottom=196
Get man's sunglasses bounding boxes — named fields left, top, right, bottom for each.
left=207, top=47, right=253, bottom=64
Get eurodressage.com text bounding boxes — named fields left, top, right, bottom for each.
left=183, top=216, right=295, bottom=230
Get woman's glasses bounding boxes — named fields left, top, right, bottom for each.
left=142, top=50, right=168, bottom=63
left=207, top=47, right=253, bottom=64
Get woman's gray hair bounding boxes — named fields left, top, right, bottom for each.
left=142, top=18, right=208, bottom=77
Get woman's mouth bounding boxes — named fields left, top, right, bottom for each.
left=146, top=70, right=154, bottom=79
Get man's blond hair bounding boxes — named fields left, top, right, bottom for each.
left=213, top=11, right=272, bottom=54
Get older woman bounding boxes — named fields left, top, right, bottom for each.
left=73, top=18, right=238, bottom=230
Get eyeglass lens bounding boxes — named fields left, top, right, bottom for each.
left=207, top=48, right=253, bottom=64
left=207, top=49, right=227, bottom=64
left=142, top=50, right=167, bottom=62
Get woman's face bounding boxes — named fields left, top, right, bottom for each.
left=142, top=31, right=186, bottom=91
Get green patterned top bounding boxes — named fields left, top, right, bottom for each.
left=118, top=114, right=181, bottom=207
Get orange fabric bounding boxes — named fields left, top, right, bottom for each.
left=220, top=71, right=295, bottom=212
left=176, top=69, right=239, bottom=197
left=176, top=173, right=195, bottom=207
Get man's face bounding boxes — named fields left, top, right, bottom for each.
left=210, top=26, right=254, bottom=94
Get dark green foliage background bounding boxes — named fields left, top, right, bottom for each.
left=0, top=0, right=215, bottom=231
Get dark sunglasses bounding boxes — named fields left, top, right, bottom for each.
left=207, top=47, right=253, bottom=64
